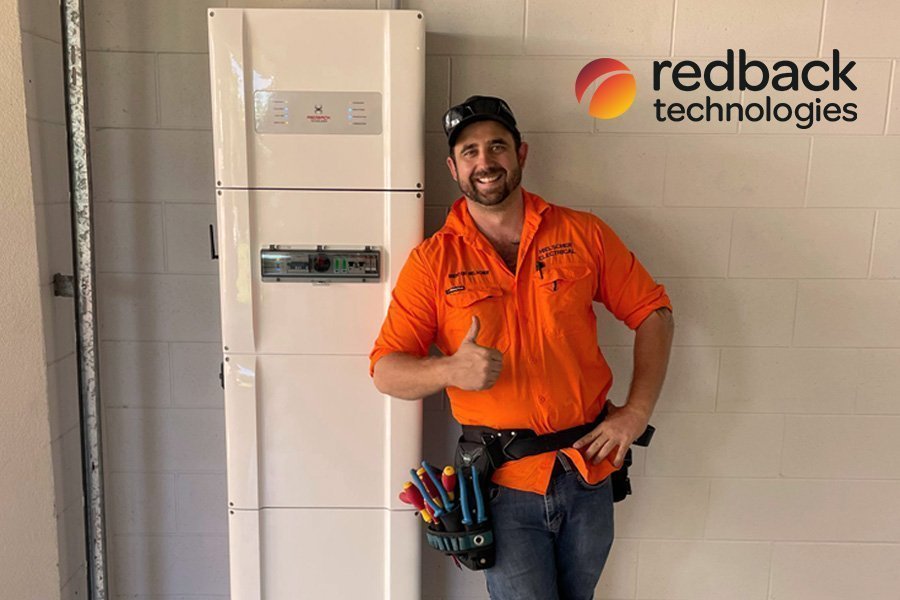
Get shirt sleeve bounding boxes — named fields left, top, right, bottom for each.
left=369, top=246, right=439, bottom=376
left=592, top=215, right=672, bottom=330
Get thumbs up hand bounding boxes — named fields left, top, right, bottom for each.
left=462, top=314, right=482, bottom=345
left=449, top=316, right=504, bottom=391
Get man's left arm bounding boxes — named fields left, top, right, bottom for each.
left=573, top=308, right=674, bottom=467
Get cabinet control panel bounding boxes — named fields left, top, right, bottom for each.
left=260, top=246, right=380, bottom=283
left=254, top=91, right=382, bottom=135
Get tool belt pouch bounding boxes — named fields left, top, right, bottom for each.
left=425, top=459, right=497, bottom=571
left=610, top=448, right=634, bottom=503
left=611, top=422, right=654, bottom=502
left=454, top=437, right=501, bottom=479
left=424, top=512, right=495, bottom=571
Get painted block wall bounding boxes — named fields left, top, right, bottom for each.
left=18, top=0, right=85, bottom=598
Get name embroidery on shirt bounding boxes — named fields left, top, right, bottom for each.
left=448, top=269, right=490, bottom=279
left=537, top=242, right=575, bottom=261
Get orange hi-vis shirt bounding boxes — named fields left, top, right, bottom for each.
left=369, top=189, right=672, bottom=495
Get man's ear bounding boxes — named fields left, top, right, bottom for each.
left=446, top=155, right=459, bottom=181
left=517, top=141, right=529, bottom=171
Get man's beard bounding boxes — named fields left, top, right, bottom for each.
left=457, top=163, right=522, bottom=207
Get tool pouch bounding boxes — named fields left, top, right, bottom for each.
left=454, top=437, right=500, bottom=479
left=424, top=516, right=495, bottom=570
left=424, top=465, right=496, bottom=571
left=610, top=448, right=633, bottom=503
left=611, top=423, right=654, bottom=502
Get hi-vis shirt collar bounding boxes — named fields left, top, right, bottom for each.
left=439, top=188, right=551, bottom=254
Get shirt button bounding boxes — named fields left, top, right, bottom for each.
left=538, top=395, right=547, bottom=404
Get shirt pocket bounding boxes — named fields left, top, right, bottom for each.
left=534, top=264, right=595, bottom=336
left=442, top=285, right=510, bottom=354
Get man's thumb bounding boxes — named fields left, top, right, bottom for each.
left=462, top=315, right=480, bottom=344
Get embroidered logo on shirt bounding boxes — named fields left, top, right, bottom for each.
left=445, top=285, right=466, bottom=295
left=537, top=242, right=575, bottom=261
left=448, top=269, right=490, bottom=279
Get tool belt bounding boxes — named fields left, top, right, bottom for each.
left=428, top=403, right=655, bottom=571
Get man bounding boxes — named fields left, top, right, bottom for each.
left=369, top=96, right=674, bottom=599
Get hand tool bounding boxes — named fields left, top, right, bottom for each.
left=416, top=466, right=443, bottom=508
left=442, top=466, right=457, bottom=501
left=422, top=460, right=453, bottom=511
left=400, top=481, right=438, bottom=524
left=398, top=481, right=416, bottom=505
left=458, top=466, right=473, bottom=526
left=471, top=465, right=486, bottom=524
left=405, top=479, right=438, bottom=521
left=410, top=468, right=444, bottom=518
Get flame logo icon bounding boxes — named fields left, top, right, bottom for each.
left=575, top=58, right=636, bottom=119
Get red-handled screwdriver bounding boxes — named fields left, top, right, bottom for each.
left=404, top=479, right=440, bottom=524
left=417, top=466, right=443, bottom=508
left=399, top=482, right=433, bottom=524
left=442, top=466, right=457, bottom=502
left=398, top=481, right=417, bottom=505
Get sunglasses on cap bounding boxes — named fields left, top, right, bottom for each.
left=442, top=96, right=520, bottom=147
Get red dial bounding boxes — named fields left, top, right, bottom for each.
left=313, top=254, right=331, bottom=273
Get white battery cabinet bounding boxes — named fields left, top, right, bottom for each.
left=208, top=9, right=425, bottom=599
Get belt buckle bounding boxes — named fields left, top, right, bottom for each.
left=496, top=428, right=532, bottom=461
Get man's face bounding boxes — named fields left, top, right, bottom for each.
left=446, top=120, right=528, bottom=208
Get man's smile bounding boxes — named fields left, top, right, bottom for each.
left=474, top=171, right=504, bottom=186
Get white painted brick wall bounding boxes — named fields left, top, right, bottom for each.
left=706, top=479, right=900, bottom=542
left=523, top=134, right=669, bottom=208
left=676, top=0, right=823, bottom=56
left=771, top=543, right=900, bottom=599
left=57, top=0, right=900, bottom=598
left=808, top=136, right=900, bottom=206
left=20, top=0, right=86, bottom=597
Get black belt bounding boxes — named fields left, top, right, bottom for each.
left=459, top=403, right=655, bottom=472
left=445, top=402, right=656, bottom=571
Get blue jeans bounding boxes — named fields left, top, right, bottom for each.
left=484, top=453, right=615, bottom=600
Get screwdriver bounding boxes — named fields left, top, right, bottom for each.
left=442, top=466, right=457, bottom=502
left=401, top=481, right=438, bottom=524
left=422, top=461, right=452, bottom=511
left=398, top=481, right=418, bottom=506
left=410, top=468, right=444, bottom=518
left=418, top=508, right=434, bottom=524
left=417, top=467, right=443, bottom=508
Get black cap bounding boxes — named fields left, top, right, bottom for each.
left=442, top=95, right=521, bottom=149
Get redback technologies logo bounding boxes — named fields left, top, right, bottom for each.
left=577, top=50, right=858, bottom=129
left=575, top=58, right=636, bottom=119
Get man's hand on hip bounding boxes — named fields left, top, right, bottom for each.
left=572, top=404, right=650, bottom=468
left=449, top=316, right=503, bottom=391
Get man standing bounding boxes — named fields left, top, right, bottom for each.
left=370, top=96, right=674, bottom=599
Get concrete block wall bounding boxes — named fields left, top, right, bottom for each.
left=56, top=0, right=900, bottom=598
left=19, top=1, right=86, bottom=598
left=79, top=0, right=231, bottom=597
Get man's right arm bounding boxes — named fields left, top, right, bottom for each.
left=372, top=352, right=456, bottom=400
left=373, top=316, right=502, bottom=400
